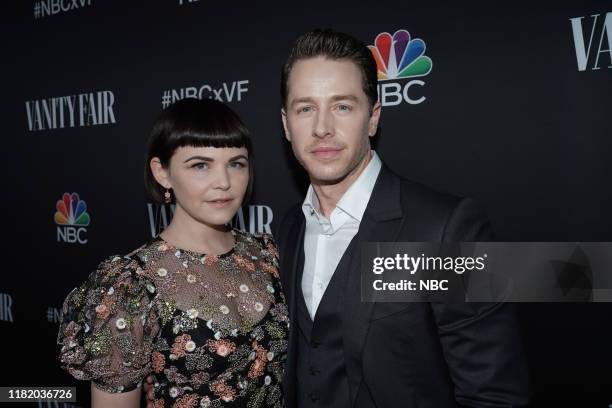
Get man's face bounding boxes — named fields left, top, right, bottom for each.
left=282, top=57, right=381, bottom=185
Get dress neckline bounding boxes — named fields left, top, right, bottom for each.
left=155, top=228, right=239, bottom=258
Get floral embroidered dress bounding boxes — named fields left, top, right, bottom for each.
left=58, top=230, right=288, bottom=408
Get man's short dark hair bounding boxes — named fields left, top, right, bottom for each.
left=144, top=98, right=254, bottom=204
left=281, top=28, right=378, bottom=110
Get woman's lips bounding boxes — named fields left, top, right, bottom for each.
left=207, top=198, right=234, bottom=208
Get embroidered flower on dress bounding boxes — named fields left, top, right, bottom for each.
left=201, top=254, right=219, bottom=266
left=115, top=318, right=127, bottom=330
left=247, top=341, right=269, bottom=379
left=152, top=351, right=165, bottom=373
left=171, top=334, right=192, bottom=359
left=209, top=380, right=236, bottom=402
left=95, top=304, right=109, bottom=320
left=261, top=262, right=279, bottom=278
left=186, top=274, right=196, bottom=283
left=157, top=268, right=168, bottom=277
left=174, top=393, right=198, bottom=408
left=232, top=254, right=256, bottom=272
left=199, top=396, right=211, bottom=407
left=207, top=339, right=236, bottom=357
left=185, top=340, right=196, bottom=352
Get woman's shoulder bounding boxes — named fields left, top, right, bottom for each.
left=86, top=242, right=155, bottom=285
left=61, top=241, right=160, bottom=321
left=234, top=228, right=276, bottom=247
left=58, top=243, right=160, bottom=392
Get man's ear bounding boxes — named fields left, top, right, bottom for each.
left=281, top=109, right=291, bottom=142
left=150, top=157, right=171, bottom=189
left=368, top=101, right=382, bottom=137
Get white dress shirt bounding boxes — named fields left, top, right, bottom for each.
left=301, top=150, right=382, bottom=319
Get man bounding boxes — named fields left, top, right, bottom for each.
left=275, top=29, right=530, bottom=407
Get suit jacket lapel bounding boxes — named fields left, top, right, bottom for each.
left=341, top=166, right=406, bottom=407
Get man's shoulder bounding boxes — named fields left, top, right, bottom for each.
left=377, top=166, right=493, bottom=240
left=381, top=166, right=463, bottom=214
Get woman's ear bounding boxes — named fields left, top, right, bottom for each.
left=150, top=157, right=171, bottom=189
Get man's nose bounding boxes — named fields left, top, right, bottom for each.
left=313, top=111, right=333, bottom=139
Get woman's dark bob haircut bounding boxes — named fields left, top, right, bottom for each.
left=144, top=97, right=253, bottom=204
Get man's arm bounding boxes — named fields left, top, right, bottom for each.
left=432, top=198, right=531, bottom=407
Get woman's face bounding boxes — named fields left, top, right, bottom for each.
left=156, top=145, right=249, bottom=228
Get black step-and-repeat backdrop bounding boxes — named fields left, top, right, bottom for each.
left=1, top=1, right=611, bottom=406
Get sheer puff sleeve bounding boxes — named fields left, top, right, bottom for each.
left=57, top=254, right=160, bottom=393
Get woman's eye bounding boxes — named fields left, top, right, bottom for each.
left=191, top=162, right=208, bottom=170
left=230, top=161, right=246, bottom=168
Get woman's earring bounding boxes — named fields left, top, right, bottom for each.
left=164, top=189, right=172, bottom=204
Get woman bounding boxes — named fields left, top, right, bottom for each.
left=57, top=98, right=288, bottom=408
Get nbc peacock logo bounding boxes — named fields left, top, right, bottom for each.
left=55, top=192, right=90, bottom=244
left=368, top=29, right=433, bottom=106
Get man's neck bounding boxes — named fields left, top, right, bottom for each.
left=311, top=151, right=372, bottom=218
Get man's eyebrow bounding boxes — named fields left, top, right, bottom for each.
left=183, top=156, right=213, bottom=163
left=290, top=94, right=360, bottom=107
left=330, top=94, right=359, bottom=103
left=290, top=97, right=315, bottom=107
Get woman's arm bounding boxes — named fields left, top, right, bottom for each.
left=91, top=382, right=141, bottom=408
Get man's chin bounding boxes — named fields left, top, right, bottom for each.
left=308, top=169, right=350, bottom=186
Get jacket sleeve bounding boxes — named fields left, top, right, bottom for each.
left=431, top=198, right=531, bottom=407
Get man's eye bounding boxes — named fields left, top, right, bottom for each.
left=337, top=104, right=351, bottom=111
left=298, top=106, right=312, bottom=113
left=191, top=162, right=208, bottom=170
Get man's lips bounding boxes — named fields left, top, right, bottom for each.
left=310, top=146, right=343, bottom=159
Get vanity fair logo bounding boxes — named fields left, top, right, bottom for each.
left=33, top=0, right=92, bottom=19
left=570, top=12, right=612, bottom=71
left=25, top=90, right=116, bottom=131
left=146, top=203, right=274, bottom=238
left=368, top=29, right=433, bottom=106
left=161, top=80, right=249, bottom=108
left=0, top=293, right=14, bottom=322
left=55, top=192, right=90, bottom=245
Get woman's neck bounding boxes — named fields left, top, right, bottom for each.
left=159, top=205, right=234, bottom=255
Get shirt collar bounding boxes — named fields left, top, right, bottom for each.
left=301, top=150, right=382, bottom=223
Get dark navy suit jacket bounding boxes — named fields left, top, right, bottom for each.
left=276, top=165, right=531, bottom=408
